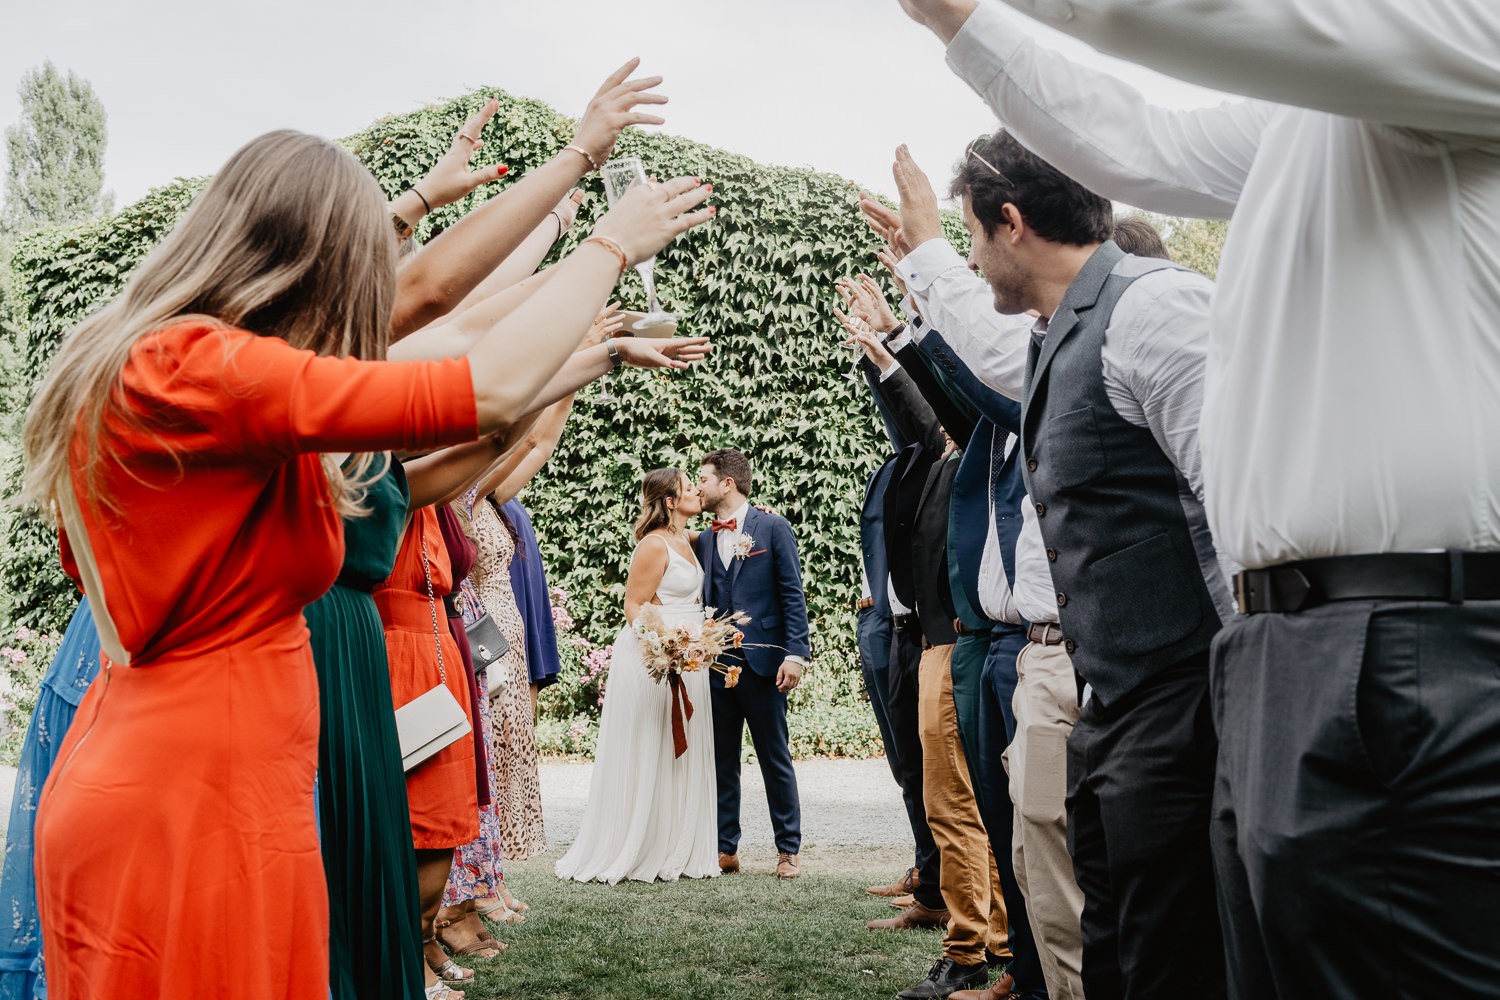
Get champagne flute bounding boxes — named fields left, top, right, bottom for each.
left=601, top=157, right=677, bottom=331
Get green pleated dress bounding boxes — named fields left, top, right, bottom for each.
left=306, top=460, right=425, bottom=1000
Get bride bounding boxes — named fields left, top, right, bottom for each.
left=555, top=467, right=720, bottom=884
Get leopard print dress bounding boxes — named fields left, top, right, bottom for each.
left=469, top=496, right=547, bottom=860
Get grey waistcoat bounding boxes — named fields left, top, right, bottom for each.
left=1022, top=241, right=1222, bottom=706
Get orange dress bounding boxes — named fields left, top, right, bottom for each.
left=374, top=506, right=480, bottom=849
left=34, top=321, right=477, bottom=1000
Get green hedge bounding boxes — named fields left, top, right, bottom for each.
left=0, top=88, right=934, bottom=753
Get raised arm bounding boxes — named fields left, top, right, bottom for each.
left=463, top=175, right=713, bottom=433
left=900, top=0, right=1272, bottom=218
left=392, top=59, right=670, bottom=337
left=481, top=396, right=575, bottom=507
left=977, top=0, right=1500, bottom=138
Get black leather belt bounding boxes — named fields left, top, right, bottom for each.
left=893, top=612, right=919, bottom=631
left=1234, top=551, right=1500, bottom=615
left=1026, top=622, right=1070, bottom=648
left=954, top=618, right=972, bottom=636
left=856, top=597, right=875, bottom=611
left=441, top=593, right=461, bottom=618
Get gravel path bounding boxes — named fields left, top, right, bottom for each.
left=0, top=758, right=916, bottom=854
left=540, top=756, right=911, bottom=850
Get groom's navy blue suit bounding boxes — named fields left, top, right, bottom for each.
left=699, top=507, right=811, bottom=855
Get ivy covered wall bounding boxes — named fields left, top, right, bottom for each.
left=2, top=88, right=921, bottom=732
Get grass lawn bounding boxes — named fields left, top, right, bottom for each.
left=458, top=844, right=993, bottom=1000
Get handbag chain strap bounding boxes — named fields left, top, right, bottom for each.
left=418, top=518, right=448, bottom=686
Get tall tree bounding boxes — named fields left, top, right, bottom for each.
left=2, top=62, right=111, bottom=236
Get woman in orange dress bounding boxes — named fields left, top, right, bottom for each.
left=19, top=124, right=712, bottom=999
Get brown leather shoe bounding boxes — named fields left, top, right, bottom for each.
left=776, top=852, right=801, bottom=879
left=866, top=901, right=950, bottom=931
left=949, top=972, right=1016, bottom=1000
left=890, top=893, right=915, bottom=908
left=718, top=853, right=739, bottom=874
left=867, top=866, right=919, bottom=897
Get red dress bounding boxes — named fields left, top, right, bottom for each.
left=34, top=321, right=477, bottom=999
left=374, top=506, right=480, bottom=849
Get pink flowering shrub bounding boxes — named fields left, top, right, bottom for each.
left=1, top=624, right=64, bottom=764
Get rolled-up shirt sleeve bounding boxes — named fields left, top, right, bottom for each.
left=946, top=3, right=1271, bottom=219
left=993, top=0, right=1500, bottom=140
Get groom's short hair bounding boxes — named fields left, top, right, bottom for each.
left=703, top=448, right=752, bottom=496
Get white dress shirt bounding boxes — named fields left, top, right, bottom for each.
left=897, top=238, right=1237, bottom=619
left=1014, top=495, right=1059, bottom=625
left=884, top=315, right=1020, bottom=623
left=948, top=1, right=1500, bottom=568
left=716, top=501, right=805, bottom=665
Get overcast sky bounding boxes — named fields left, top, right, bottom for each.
left=1, top=0, right=1231, bottom=211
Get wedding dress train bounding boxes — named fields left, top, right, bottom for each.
left=555, top=542, right=719, bottom=884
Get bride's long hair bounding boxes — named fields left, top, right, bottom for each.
left=634, top=467, right=684, bottom=541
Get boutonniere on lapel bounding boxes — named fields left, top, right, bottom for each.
left=733, top=534, right=756, bottom=560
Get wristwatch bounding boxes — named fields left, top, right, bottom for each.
left=391, top=211, right=415, bottom=243
left=605, top=340, right=623, bottom=370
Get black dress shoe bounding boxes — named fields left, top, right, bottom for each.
left=896, top=957, right=989, bottom=999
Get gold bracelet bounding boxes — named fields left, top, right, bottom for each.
left=582, top=235, right=629, bottom=275
left=564, top=143, right=601, bottom=172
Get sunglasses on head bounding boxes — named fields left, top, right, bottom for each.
left=966, top=134, right=1011, bottom=185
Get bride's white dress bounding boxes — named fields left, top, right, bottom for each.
left=555, top=541, right=720, bottom=884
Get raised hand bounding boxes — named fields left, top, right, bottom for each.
left=572, top=58, right=669, bottom=167
left=615, top=336, right=713, bottom=370
left=415, top=98, right=510, bottom=210
left=584, top=301, right=626, bottom=347
left=875, top=249, right=910, bottom=299
left=892, top=145, right=945, bottom=250
left=834, top=307, right=898, bottom=371
left=859, top=192, right=910, bottom=258
left=836, top=276, right=899, bottom=334
left=896, top=0, right=980, bottom=43
left=592, top=176, right=715, bottom=266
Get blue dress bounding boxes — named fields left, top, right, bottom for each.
left=504, top=500, right=562, bottom=689
left=0, top=600, right=102, bottom=1000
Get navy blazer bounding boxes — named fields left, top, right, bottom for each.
left=698, top=507, right=812, bottom=676
left=899, top=326, right=1029, bottom=626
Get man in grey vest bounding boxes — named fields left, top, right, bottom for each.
left=891, top=134, right=1236, bottom=998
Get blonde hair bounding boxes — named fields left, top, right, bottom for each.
left=22, top=130, right=396, bottom=518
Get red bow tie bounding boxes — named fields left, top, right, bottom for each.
left=711, top=518, right=738, bottom=532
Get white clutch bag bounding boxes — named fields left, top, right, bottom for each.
left=396, top=684, right=472, bottom=772
left=395, top=519, right=473, bottom=773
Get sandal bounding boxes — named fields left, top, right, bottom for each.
left=424, top=984, right=464, bottom=1000
left=476, top=898, right=525, bottom=925
left=495, top=881, right=529, bottom=914
left=423, top=936, right=476, bottom=986
left=436, top=914, right=505, bottom=957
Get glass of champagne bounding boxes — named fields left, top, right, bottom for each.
left=601, top=156, right=678, bottom=332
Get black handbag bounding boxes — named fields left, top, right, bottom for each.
left=466, top=612, right=512, bottom=671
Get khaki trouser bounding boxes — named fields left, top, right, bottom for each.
left=1003, top=640, right=1086, bottom=999
left=919, top=644, right=1008, bottom=965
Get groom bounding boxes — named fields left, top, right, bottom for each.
left=697, top=448, right=811, bottom=879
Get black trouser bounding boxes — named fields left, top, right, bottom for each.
left=1212, top=600, right=1500, bottom=999
left=1066, top=651, right=1225, bottom=1000
left=888, top=617, right=943, bottom=911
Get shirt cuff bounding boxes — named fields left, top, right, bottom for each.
left=896, top=238, right=969, bottom=295
left=945, top=2, right=1026, bottom=98
left=784, top=656, right=807, bottom=667
left=877, top=358, right=903, bottom=382
left=886, top=327, right=915, bottom=355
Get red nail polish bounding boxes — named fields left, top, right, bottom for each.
left=704, top=184, right=714, bottom=193
left=708, top=206, right=718, bottom=215
left=496, top=165, right=509, bottom=177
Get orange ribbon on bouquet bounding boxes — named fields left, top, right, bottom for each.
left=667, top=672, right=695, bottom=758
